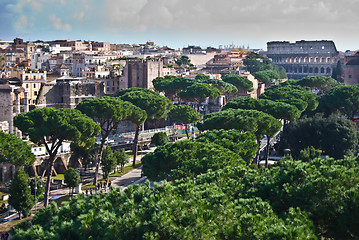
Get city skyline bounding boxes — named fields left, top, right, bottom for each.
left=1, top=0, right=359, bottom=51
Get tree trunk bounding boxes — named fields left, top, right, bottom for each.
left=93, top=139, right=105, bottom=186
left=265, top=136, right=270, bottom=168
left=132, top=125, right=140, bottom=167
left=253, top=138, right=261, bottom=166
left=185, top=125, right=189, bottom=139
left=44, top=155, right=56, bottom=207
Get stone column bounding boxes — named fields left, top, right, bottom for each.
left=24, top=91, right=29, bottom=113
left=15, top=92, right=20, bottom=115
left=14, top=92, right=22, bottom=138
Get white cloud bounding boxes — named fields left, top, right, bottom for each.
left=15, top=15, right=28, bottom=29
left=31, top=0, right=43, bottom=11
left=49, top=14, right=72, bottom=31
left=74, top=11, right=85, bottom=20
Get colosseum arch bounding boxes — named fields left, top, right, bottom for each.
left=315, top=57, right=319, bottom=63
left=320, top=67, right=325, bottom=73
left=309, top=67, right=313, bottom=73
left=326, top=67, right=331, bottom=74
left=309, top=57, right=314, bottom=63
left=304, top=57, right=308, bottom=63
left=314, top=67, right=319, bottom=73
left=326, top=57, right=331, bottom=63
left=299, top=57, right=303, bottom=63
left=321, top=57, right=325, bottom=63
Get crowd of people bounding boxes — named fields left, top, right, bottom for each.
left=85, top=179, right=112, bottom=196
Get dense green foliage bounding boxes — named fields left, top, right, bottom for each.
left=195, top=129, right=258, bottom=164
left=14, top=107, right=100, bottom=206
left=222, top=74, right=253, bottom=92
left=198, top=78, right=238, bottom=94
left=198, top=108, right=281, bottom=142
left=252, top=70, right=280, bottom=83
left=224, top=97, right=301, bottom=122
left=153, top=75, right=237, bottom=99
left=279, top=114, right=358, bottom=158
left=317, top=84, right=359, bottom=121
left=21, top=155, right=359, bottom=239
left=64, top=167, right=81, bottom=194
left=243, top=52, right=273, bottom=73
left=198, top=108, right=282, bottom=164
left=153, top=76, right=195, bottom=99
left=178, top=83, right=220, bottom=112
left=142, top=140, right=243, bottom=181
left=259, top=84, right=318, bottom=112
left=101, top=147, right=117, bottom=179
left=9, top=170, right=34, bottom=219
left=117, top=88, right=172, bottom=121
left=151, top=132, right=168, bottom=146
left=0, top=131, right=35, bottom=167
left=170, top=105, right=200, bottom=125
left=297, top=76, right=339, bottom=94
left=298, top=146, right=321, bottom=162
left=243, top=52, right=287, bottom=79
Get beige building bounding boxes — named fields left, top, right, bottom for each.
left=10, top=70, right=47, bottom=105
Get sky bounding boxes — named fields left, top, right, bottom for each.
left=1, top=0, right=359, bottom=51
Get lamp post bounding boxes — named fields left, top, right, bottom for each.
left=34, top=177, right=37, bottom=213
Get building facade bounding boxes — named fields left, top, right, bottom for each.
left=266, top=40, right=339, bottom=80
left=125, top=59, right=163, bottom=89
left=343, top=52, right=359, bottom=85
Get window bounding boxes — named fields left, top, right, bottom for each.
left=34, top=91, right=38, bottom=95
left=33, top=84, right=36, bottom=88
left=26, top=84, right=29, bottom=88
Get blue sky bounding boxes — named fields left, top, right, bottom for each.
left=1, top=0, right=359, bottom=51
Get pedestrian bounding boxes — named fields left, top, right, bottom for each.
left=109, top=180, right=112, bottom=188
left=1, top=233, right=4, bottom=240
left=4, top=232, right=8, bottom=240
left=85, top=189, right=88, bottom=196
left=90, top=188, right=93, bottom=195
left=97, top=182, right=100, bottom=191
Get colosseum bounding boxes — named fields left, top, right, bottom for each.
left=266, top=40, right=339, bottom=80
